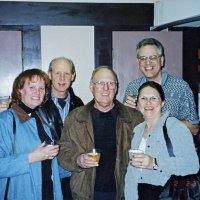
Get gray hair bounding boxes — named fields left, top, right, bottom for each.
left=90, top=66, right=118, bottom=84
left=136, top=38, right=165, bottom=58
left=48, top=57, right=76, bottom=74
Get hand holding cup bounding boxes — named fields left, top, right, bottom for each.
left=129, top=149, right=143, bottom=167
left=0, top=96, right=10, bottom=112
left=77, top=148, right=101, bottom=168
left=87, top=148, right=101, bottom=163
left=124, top=93, right=137, bottom=109
left=128, top=149, right=143, bottom=160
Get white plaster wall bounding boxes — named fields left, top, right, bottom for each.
left=154, top=0, right=200, bottom=26
left=41, top=26, right=94, bottom=104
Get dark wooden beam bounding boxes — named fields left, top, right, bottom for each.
left=0, top=2, right=153, bottom=26
left=0, top=2, right=153, bottom=67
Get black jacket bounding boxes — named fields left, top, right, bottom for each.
left=40, top=87, right=84, bottom=141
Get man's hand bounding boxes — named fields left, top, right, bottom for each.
left=77, top=153, right=99, bottom=168
left=124, top=94, right=137, bottom=109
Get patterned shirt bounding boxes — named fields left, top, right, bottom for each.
left=51, top=92, right=70, bottom=124
left=51, top=92, right=72, bottom=178
left=124, top=70, right=199, bottom=124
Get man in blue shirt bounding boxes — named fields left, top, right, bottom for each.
left=124, top=38, right=199, bottom=135
left=41, top=57, right=84, bottom=199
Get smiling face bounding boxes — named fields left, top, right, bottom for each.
left=19, top=76, right=46, bottom=109
left=48, top=59, right=75, bottom=98
left=90, top=68, right=117, bottom=112
left=138, top=45, right=164, bottom=83
left=137, top=86, right=164, bottom=121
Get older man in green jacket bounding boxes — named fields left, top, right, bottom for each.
left=58, top=66, right=143, bottom=200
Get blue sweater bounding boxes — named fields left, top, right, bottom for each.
left=0, top=107, right=63, bottom=200
left=125, top=112, right=199, bottom=200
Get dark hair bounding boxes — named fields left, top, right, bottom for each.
left=48, top=56, right=76, bottom=74
left=138, top=81, right=165, bottom=101
left=136, top=38, right=165, bottom=59
left=11, top=68, right=51, bottom=105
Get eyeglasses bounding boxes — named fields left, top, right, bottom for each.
left=138, top=96, right=160, bottom=103
left=138, top=55, right=161, bottom=64
left=93, top=81, right=117, bottom=90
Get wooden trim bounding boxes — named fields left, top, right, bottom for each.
left=0, top=2, right=153, bottom=68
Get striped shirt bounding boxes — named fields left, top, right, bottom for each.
left=51, top=92, right=70, bottom=124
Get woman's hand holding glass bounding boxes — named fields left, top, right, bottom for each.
left=130, top=152, right=155, bottom=169
left=28, top=142, right=60, bottom=163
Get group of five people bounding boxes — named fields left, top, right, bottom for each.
left=0, top=38, right=199, bottom=200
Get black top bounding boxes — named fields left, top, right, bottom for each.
left=91, top=105, right=117, bottom=192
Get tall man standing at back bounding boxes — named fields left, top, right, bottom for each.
left=124, top=38, right=199, bottom=135
left=41, top=57, right=84, bottom=199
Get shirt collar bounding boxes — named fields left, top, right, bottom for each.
left=51, top=92, right=70, bottom=103
left=11, top=103, right=31, bottom=123
left=140, top=69, right=168, bottom=87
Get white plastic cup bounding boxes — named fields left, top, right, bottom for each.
left=128, top=149, right=143, bottom=159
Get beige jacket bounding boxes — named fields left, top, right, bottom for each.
left=58, top=100, right=143, bottom=200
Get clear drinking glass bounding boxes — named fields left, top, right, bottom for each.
left=0, top=96, right=10, bottom=109
left=87, top=148, right=101, bottom=163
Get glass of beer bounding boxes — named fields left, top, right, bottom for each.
left=0, top=96, right=10, bottom=109
left=87, top=148, right=101, bottom=163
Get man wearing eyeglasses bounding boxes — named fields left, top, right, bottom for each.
left=124, top=37, right=199, bottom=135
left=58, top=66, right=143, bottom=200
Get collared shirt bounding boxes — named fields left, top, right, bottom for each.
left=51, top=92, right=70, bottom=124
left=124, top=69, right=199, bottom=124
left=51, top=92, right=72, bottom=178
left=125, top=112, right=199, bottom=200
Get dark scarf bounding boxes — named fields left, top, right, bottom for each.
left=18, top=102, right=54, bottom=200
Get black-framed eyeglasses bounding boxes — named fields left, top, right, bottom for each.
left=92, top=81, right=117, bottom=90
left=138, top=55, right=161, bottom=64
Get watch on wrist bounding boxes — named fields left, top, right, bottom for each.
left=153, top=158, right=158, bottom=170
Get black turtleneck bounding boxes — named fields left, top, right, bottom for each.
left=91, top=105, right=117, bottom=192
left=18, top=102, right=54, bottom=200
